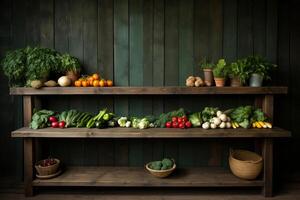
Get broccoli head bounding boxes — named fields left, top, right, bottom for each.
left=149, top=161, right=162, bottom=170
left=162, top=158, right=173, bottom=169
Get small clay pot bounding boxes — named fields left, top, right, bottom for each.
left=66, top=70, right=80, bottom=83
left=249, top=73, right=263, bottom=87
left=203, top=68, right=214, bottom=86
left=214, top=77, right=226, bottom=87
left=230, top=77, right=242, bottom=87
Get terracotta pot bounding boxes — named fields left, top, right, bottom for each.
left=214, top=77, right=225, bottom=87
left=203, top=68, right=214, bottom=86
left=230, top=77, right=242, bottom=87
left=66, top=70, right=80, bottom=83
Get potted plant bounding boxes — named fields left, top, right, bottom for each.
left=200, top=58, right=214, bottom=86
left=1, top=48, right=27, bottom=86
left=60, top=54, right=81, bottom=83
left=246, top=56, right=277, bottom=87
left=228, top=59, right=249, bottom=87
left=213, top=59, right=227, bottom=87
left=25, top=47, right=61, bottom=85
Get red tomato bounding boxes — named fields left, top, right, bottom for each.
left=172, top=121, right=179, bottom=128
left=177, top=117, right=183, bottom=123
left=179, top=122, right=185, bottom=129
left=165, top=121, right=172, bottom=128
left=59, top=121, right=66, bottom=128
left=171, top=117, right=178, bottom=123
left=49, top=116, right=57, bottom=123
left=182, top=116, right=188, bottom=122
left=185, top=121, right=192, bottom=128
left=51, top=121, right=59, bottom=128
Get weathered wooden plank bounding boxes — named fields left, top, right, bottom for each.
left=12, top=127, right=291, bottom=138
left=39, top=0, right=54, bottom=48
left=266, top=0, right=278, bottom=63
left=54, top=0, right=69, bottom=53
left=253, top=0, right=266, bottom=57
left=263, top=138, right=273, bottom=197
left=32, top=166, right=264, bottom=187
left=10, top=86, right=289, bottom=95
left=25, top=0, right=40, bottom=45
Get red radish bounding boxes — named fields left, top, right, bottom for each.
left=49, top=116, right=57, bottom=122
left=185, top=121, right=192, bottom=128
left=171, top=117, right=178, bottom=123
left=172, top=121, right=179, bottom=128
left=165, top=121, right=172, bottom=128
left=177, top=117, right=183, bottom=123
left=182, top=116, right=188, bottom=122
left=51, top=121, right=59, bottom=128
left=179, top=122, right=185, bottom=129
left=59, top=121, right=66, bottom=128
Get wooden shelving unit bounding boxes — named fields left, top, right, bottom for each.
left=10, top=86, right=290, bottom=197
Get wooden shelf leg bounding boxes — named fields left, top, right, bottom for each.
left=24, top=138, right=34, bottom=197
left=262, top=138, right=273, bottom=197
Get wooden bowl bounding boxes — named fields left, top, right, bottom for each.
left=229, top=149, right=263, bottom=180
left=145, top=162, right=176, bottom=178
left=35, top=158, right=60, bottom=176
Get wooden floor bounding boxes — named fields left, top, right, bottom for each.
left=1, top=185, right=300, bottom=200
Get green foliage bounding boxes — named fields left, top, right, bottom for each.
left=228, top=58, right=250, bottom=84
left=1, top=49, right=27, bottom=86
left=149, top=161, right=162, bottom=170
left=202, top=107, right=218, bottom=122
left=30, top=109, right=55, bottom=129
left=199, top=57, right=214, bottom=69
left=213, top=59, right=228, bottom=78
left=188, top=112, right=202, bottom=127
left=245, top=56, right=277, bottom=80
left=154, top=108, right=187, bottom=128
left=149, top=158, right=174, bottom=170
left=25, top=47, right=62, bottom=81
left=60, top=53, right=81, bottom=72
left=229, top=106, right=253, bottom=128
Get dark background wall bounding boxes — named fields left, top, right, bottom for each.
left=0, top=0, right=299, bottom=184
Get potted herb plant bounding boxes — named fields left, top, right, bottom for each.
left=228, top=58, right=249, bottom=87
left=200, top=58, right=214, bottom=86
left=60, top=53, right=81, bottom=83
left=246, top=56, right=277, bottom=87
left=25, top=47, right=61, bottom=84
left=213, top=59, right=227, bottom=87
left=1, top=48, right=27, bottom=86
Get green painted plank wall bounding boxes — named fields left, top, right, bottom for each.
left=0, top=0, right=299, bottom=183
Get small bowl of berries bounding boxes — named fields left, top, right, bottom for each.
left=35, top=157, right=60, bottom=177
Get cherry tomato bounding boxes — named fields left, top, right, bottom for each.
left=177, top=117, right=183, bottom=123
left=182, top=116, right=188, bottom=122
left=172, top=117, right=178, bottom=123
left=185, top=121, right=192, bottom=128
left=165, top=121, right=172, bottom=128
left=59, top=121, right=66, bottom=128
left=51, top=121, right=59, bottom=128
left=49, top=116, right=57, bottom=123
left=172, top=121, right=179, bottom=128
left=179, top=122, right=185, bottom=129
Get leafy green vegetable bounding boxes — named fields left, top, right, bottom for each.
left=149, top=158, right=174, bottom=170
left=229, top=106, right=253, bottom=128
left=188, top=112, right=202, bottom=127
left=202, top=107, right=218, bottom=122
left=30, top=110, right=55, bottom=129
left=213, top=58, right=228, bottom=78
left=60, top=53, right=81, bottom=73
left=251, top=108, right=267, bottom=122
left=154, top=108, right=187, bottom=128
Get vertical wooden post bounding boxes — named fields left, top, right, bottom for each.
left=254, top=96, right=263, bottom=154
left=262, top=95, right=274, bottom=197
left=23, top=96, right=34, bottom=196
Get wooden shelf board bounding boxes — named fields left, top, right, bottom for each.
left=12, top=127, right=291, bottom=138
left=10, top=86, right=288, bottom=95
left=32, top=167, right=263, bottom=187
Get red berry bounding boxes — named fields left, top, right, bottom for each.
left=182, top=116, right=188, bottom=122
left=185, top=121, right=192, bottom=128
left=51, top=121, right=59, bottom=128
left=59, top=121, right=66, bottom=128
left=172, top=121, right=179, bottom=128
left=171, top=117, right=178, bottom=123
left=165, top=121, right=172, bottom=128
left=179, top=122, right=185, bottom=129
left=49, top=116, right=58, bottom=123
left=177, top=117, right=183, bottom=123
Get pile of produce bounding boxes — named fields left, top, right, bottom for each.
left=74, top=73, right=113, bottom=87
left=38, top=158, right=57, bottom=167
left=201, top=107, right=232, bottom=129
left=148, top=158, right=174, bottom=170
left=186, top=76, right=205, bottom=87
left=29, top=106, right=272, bottom=130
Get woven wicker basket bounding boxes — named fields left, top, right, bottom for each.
left=145, top=162, right=176, bottom=178
left=229, top=149, right=263, bottom=180
left=35, top=158, right=60, bottom=176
